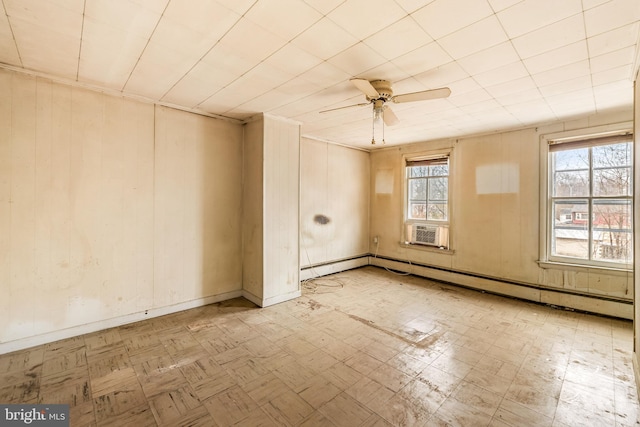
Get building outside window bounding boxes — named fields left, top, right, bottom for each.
left=548, top=133, right=633, bottom=268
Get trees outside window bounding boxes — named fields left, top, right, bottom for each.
left=550, top=138, right=632, bottom=266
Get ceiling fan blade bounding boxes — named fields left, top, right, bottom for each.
left=383, top=106, right=399, bottom=126
left=392, top=87, right=451, bottom=104
left=319, top=102, right=370, bottom=114
left=350, top=78, right=379, bottom=98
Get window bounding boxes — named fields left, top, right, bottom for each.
left=405, top=155, right=450, bottom=249
left=547, top=133, right=632, bottom=268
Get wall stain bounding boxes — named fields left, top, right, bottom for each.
left=313, top=214, right=330, bottom=225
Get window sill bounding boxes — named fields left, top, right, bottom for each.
left=400, top=242, right=455, bottom=255
left=537, top=260, right=632, bottom=274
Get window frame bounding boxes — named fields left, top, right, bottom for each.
left=403, top=149, right=453, bottom=250
left=539, top=124, right=633, bottom=271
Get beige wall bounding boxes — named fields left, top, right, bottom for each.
left=370, top=113, right=634, bottom=318
left=242, top=115, right=301, bottom=306
left=300, top=138, right=370, bottom=277
left=0, top=69, right=243, bottom=351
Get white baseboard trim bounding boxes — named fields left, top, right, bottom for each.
left=0, top=289, right=243, bottom=354
left=300, top=256, right=369, bottom=281
left=242, top=289, right=302, bottom=307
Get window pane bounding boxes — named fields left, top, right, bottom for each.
left=593, top=167, right=631, bottom=196
left=429, top=164, right=448, bottom=176
left=409, top=166, right=428, bottom=178
left=554, top=148, right=588, bottom=170
left=409, top=178, right=426, bottom=200
left=552, top=201, right=588, bottom=259
left=553, top=170, right=589, bottom=197
left=593, top=199, right=632, bottom=232
left=409, top=202, right=426, bottom=219
left=592, top=142, right=631, bottom=168
left=428, top=178, right=448, bottom=201
left=427, top=203, right=447, bottom=221
left=593, top=198, right=632, bottom=263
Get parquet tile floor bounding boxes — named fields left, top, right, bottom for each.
left=1, top=266, right=638, bottom=426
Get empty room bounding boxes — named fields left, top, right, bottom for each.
left=1, top=0, right=640, bottom=426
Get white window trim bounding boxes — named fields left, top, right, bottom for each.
left=402, top=148, right=454, bottom=250
left=538, top=122, right=633, bottom=272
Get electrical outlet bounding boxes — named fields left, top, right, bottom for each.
left=373, top=236, right=379, bottom=244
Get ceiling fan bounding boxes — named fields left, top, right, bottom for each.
left=320, top=78, right=451, bottom=131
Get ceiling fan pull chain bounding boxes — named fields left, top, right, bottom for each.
left=382, top=111, right=386, bottom=144
left=371, top=107, right=376, bottom=145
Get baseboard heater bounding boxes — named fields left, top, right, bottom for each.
left=370, top=253, right=632, bottom=306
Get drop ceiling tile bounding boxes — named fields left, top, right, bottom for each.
left=496, top=0, right=581, bottom=38
left=0, top=14, right=20, bottom=66
left=448, top=88, right=493, bottom=106
left=485, top=75, right=537, bottom=97
left=302, top=0, right=345, bottom=15
left=523, top=41, right=588, bottom=75
left=512, top=14, right=585, bottom=59
left=10, top=22, right=80, bottom=78
left=413, top=61, right=469, bottom=88
left=4, top=0, right=84, bottom=38
left=505, top=100, right=556, bottom=124
left=591, top=64, right=633, bottom=86
left=128, top=0, right=171, bottom=14
left=590, top=46, right=636, bottom=73
left=218, top=19, right=288, bottom=63
left=582, top=0, right=610, bottom=10
left=78, top=17, right=152, bottom=88
left=584, top=0, right=640, bottom=37
left=213, top=0, right=256, bottom=15
left=84, top=0, right=162, bottom=33
left=587, top=23, right=640, bottom=56
left=593, top=81, right=633, bottom=109
left=275, top=75, right=323, bottom=98
left=297, top=62, right=351, bottom=89
left=445, top=77, right=483, bottom=95
left=364, top=16, right=432, bottom=61
left=264, top=43, right=323, bottom=77
left=245, top=0, right=322, bottom=40
left=438, top=15, right=508, bottom=59
left=411, top=0, right=494, bottom=39
left=327, top=42, right=387, bottom=76
left=327, top=0, right=407, bottom=40
left=494, top=87, right=542, bottom=106
left=487, top=0, right=523, bottom=13
left=357, top=62, right=411, bottom=84
left=456, top=42, right=520, bottom=75
left=392, top=42, right=452, bottom=76
left=538, top=74, right=591, bottom=97
left=123, top=41, right=196, bottom=99
left=291, top=17, right=358, bottom=61
left=473, top=61, right=529, bottom=87
left=200, top=43, right=255, bottom=75
left=532, top=60, right=590, bottom=87
left=152, top=9, right=239, bottom=55
left=394, top=0, right=436, bottom=13
left=545, top=89, right=596, bottom=114
left=161, top=61, right=232, bottom=107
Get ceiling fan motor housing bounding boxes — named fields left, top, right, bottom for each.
left=366, top=80, right=393, bottom=102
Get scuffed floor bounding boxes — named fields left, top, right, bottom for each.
left=0, top=266, right=638, bottom=426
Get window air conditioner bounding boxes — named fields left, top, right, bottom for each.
left=410, top=224, right=440, bottom=246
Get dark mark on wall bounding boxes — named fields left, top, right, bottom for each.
left=314, top=214, right=330, bottom=225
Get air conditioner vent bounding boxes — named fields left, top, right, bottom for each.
left=410, top=224, right=439, bottom=246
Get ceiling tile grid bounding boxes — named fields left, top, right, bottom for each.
left=0, top=0, right=638, bottom=148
